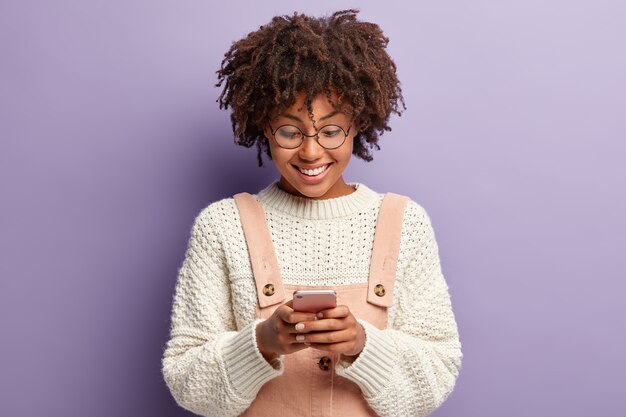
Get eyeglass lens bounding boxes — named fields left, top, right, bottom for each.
left=274, top=124, right=346, bottom=149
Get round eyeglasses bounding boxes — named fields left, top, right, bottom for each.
left=267, top=121, right=351, bottom=150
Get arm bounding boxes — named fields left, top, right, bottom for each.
left=335, top=202, right=463, bottom=417
left=161, top=206, right=283, bottom=417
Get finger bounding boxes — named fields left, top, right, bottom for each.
left=295, top=329, right=355, bottom=345
left=287, top=318, right=347, bottom=334
left=277, top=330, right=311, bottom=347
left=316, top=305, right=350, bottom=319
left=305, top=341, right=355, bottom=354
left=276, top=304, right=317, bottom=324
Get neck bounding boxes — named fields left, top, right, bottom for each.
left=277, top=176, right=355, bottom=200
left=256, top=181, right=380, bottom=220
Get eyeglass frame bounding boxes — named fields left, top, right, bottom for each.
left=266, top=120, right=352, bottom=150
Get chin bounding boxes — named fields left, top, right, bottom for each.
left=294, top=186, right=328, bottom=199
left=303, top=190, right=329, bottom=199
left=285, top=180, right=330, bottom=199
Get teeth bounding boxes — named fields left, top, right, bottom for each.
left=298, top=164, right=330, bottom=176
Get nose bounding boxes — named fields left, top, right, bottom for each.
left=298, top=134, right=325, bottom=161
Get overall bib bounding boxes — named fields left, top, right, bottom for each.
left=233, top=191, right=409, bottom=417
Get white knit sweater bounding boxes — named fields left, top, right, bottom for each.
left=161, top=181, right=463, bottom=417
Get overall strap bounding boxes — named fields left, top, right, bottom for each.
left=233, top=192, right=286, bottom=308
left=367, top=193, right=410, bottom=308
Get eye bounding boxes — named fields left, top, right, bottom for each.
left=276, top=125, right=302, bottom=140
left=319, top=126, right=343, bottom=138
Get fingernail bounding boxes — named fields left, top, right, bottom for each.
left=304, top=342, right=310, bottom=346
left=295, top=323, right=304, bottom=331
left=317, top=312, right=323, bottom=319
left=296, top=335, right=305, bottom=342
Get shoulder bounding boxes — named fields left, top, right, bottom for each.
left=197, top=195, right=239, bottom=222
left=398, top=199, right=442, bottom=264
left=357, top=183, right=435, bottom=236
left=376, top=190, right=438, bottom=246
left=401, top=199, right=433, bottom=229
left=374, top=187, right=431, bottom=225
left=353, top=183, right=433, bottom=226
left=188, top=196, right=242, bottom=242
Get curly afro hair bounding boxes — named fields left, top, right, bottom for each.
left=215, top=9, right=406, bottom=167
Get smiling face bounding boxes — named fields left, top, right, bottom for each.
left=264, top=91, right=357, bottom=200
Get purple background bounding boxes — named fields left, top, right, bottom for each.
left=1, top=1, right=625, bottom=416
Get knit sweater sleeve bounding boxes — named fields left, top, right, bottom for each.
left=161, top=205, right=283, bottom=417
left=335, top=201, right=463, bottom=416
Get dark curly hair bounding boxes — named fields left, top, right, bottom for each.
left=215, top=9, right=406, bottom=167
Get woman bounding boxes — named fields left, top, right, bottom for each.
left=162, top=9, right=462, bottom=417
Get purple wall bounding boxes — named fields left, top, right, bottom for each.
left=1, top=1, right=625, bottom=416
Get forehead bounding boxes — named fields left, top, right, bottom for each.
left=273, top=90, right=349, bottom=121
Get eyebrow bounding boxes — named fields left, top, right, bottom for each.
left=282, top=110, right=340, bottom=123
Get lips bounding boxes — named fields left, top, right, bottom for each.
left=292, top=163, right=332, bottom=176
left=292, top=163, right=332, bottom=170
left=291, top=162, right=333, bottom=183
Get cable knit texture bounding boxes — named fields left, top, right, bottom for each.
left=162, top=181, right=463, bottom=417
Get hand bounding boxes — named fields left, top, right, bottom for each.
left=255, top=300, right=317, bottom=362
left=291, top=305, right=366, bottom=358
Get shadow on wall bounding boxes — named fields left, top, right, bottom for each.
left=151, top=131, right=278, bottom=415
left=207, top=135, right=278, bottom=199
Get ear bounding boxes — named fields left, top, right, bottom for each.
left=350, top=121, right=360, bottom=137
left=260, top=122, right=270, bottom=140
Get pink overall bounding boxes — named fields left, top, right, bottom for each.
left=233, top=191, right=409, bottom=417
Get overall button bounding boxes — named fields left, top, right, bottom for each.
left=318, top=356, right=332, bottom=371
left=263, top=284, right=275, bottom=296
left=374, top=284, right=386, bottom=297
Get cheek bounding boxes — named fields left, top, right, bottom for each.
left=270, top=146, right=295, bottom=166
left=266, top=140, right=280, bottom=159
left=338, top=140, right=354, bottom=164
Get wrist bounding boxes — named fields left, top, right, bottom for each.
left=255, top=321, right=279, bottom=365
left=343, top=322, right=366, bottom=359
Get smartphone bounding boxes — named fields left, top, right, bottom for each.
left=292, top=290, right=337, bottom=313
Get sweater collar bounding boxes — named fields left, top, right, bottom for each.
left=256, top=181, right=380, bottom=220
